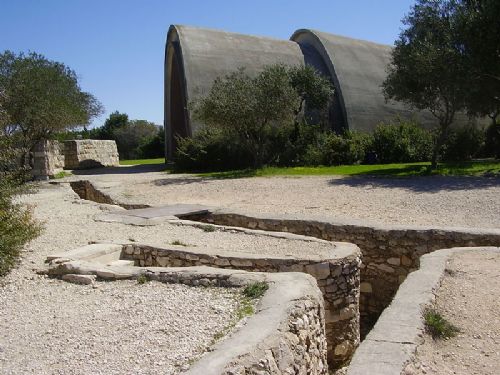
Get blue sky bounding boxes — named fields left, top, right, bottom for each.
left=0, top=0, right=415, bottom=128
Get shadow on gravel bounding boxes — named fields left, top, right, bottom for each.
left=327, top=175, right=500, bottom=192
left=71, top=164, right=166, bottom=175
left=152, top=177, right=213, bottom=186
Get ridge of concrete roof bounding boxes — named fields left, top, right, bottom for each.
left=291, top=28, right=393, bottom=49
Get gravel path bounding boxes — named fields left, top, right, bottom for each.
left=404, top=249, right=500, bottom=375
left=3, top=167, right=499, bottom=374
left=0, top=184, right=246, bottom=375
left=72, top=166, right=500, bottom=229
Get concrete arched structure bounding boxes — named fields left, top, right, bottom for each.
left=164, top=25, right=305, bottom=158
left=290, top=29, right=436, bottom=133
left=165, top=25, right=470, bottom=157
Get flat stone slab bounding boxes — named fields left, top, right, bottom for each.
left=116, top=204, right=211, bottom=219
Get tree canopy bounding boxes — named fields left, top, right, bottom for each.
left=193, top=64, right=333, bottom=166
left=0, top=51, right=103, bottom=152
left=382, top=0, right=499, bottom=167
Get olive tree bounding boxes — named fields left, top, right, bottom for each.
left=382, top=0, right=468, bottom=168
left=0, top=51, right=103, bottom=164
left=193, top=64, right=333, bottom=167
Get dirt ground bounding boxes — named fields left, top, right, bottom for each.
left=404, top=249, right=500, bottom=375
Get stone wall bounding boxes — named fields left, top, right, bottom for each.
left=180, top=210, right=500, bottom=332
left=121, top=243, right=361, bottom=368
left=64, top=140, right=119, bottom=169
left=32, top=140, right=65, bottom=180
left=31, top=139, right=120, bottom=179
left=46, top=243, right=329, bottom=374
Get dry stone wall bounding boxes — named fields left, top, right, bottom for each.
left=32, top=140, right=65, bottom=180
left=32, top=139, right=119, bottom=179
left=121, top=243, right=361, bottom=368
left=64, top=140, right=119, bottom=169
left=46, top=243, right=329, bottom=375
left=180, top=210, right=500, bottom=332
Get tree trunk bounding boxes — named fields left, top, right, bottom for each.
left=431, top=121, right=450, bottom=170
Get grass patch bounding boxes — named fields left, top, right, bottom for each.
left=52, top=171, right=72, bottom=179
left=195, top=160, right=500, bottom=179
left=209, top=283, right=267, bottom=347
left=136, top=274, right=149, bottom=284
left=171, top=239, right=188, bottom=247
left=424, top=308, right=460, bottom=339
left=196, top=224, right=216, bottom=232
left=243, top=281, right=269, bottom=299
left=119, top=158, right=165, bottom=166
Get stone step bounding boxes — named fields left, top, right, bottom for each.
left=46, top=243, right=122, bottom=262
left=107, top=259, right=135, bottom=267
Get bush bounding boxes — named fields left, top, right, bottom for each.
left=174, top=128, right=254, bottom=172
left=372, top=121, right=433, bottom=163
left=303, top=131, right=372, bottom=166
left=423, top=307, right=460, bottom=339
left=442, top=125, right=485, bottom=161
left=0, top=137, right=41, bottom=276
left=484, top=122, right=500, bottom=159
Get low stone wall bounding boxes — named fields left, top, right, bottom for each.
left=45, top=244, right=329, bottom=374
left=121, top=243, right=361, bottom=368
left=64, top=140, right=119, bottom=169
left=32, top=140, right=65, bottom=180
left=347, top=246, right=500, bottom=375
left=180, top=210, right=500, bottom=331
left=32, top=139, right=120, bottom=179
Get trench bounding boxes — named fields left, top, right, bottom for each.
left=69, top=180, right=150, bottom=210
left=68, top=180, right=500, bottom=370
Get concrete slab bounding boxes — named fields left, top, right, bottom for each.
left=117, top=204, right=211, bottom=219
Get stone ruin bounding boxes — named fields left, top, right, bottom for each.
left=44, top=180, right=500, bottom=374
left=32, top=139, right=119, bottom=180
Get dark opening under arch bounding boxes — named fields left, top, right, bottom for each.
left=165, top=40, right=189, bottom=158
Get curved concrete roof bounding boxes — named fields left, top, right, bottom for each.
left=291, top=29, right=436, bottom=132
left=165, top=25, right=474, bottom=157
left=164, top=25, right=304, bottom=156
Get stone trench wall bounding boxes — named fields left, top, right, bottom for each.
left=180, top=212, right=500, bottom=330
left=121, top=244, right=361, bottom=369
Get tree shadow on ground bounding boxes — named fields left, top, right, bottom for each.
left=71, top=163, right=167, bottom=175
left=327, top=174, right=500, bottom=192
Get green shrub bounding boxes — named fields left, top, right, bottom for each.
left=174, top=127, right=255, bottom=172
left=442, top=125, right=485, bottom=161
left=423, top=308, right=460, bottom=339
left=484, top=122, right=500, bottom=158
left=243, top=282, right=269, bottom=299
left=372, top=121, right=433, bottom=163
left=303, top=130, right=372, bottom=166
left=0, top=138, right=41, bottom=276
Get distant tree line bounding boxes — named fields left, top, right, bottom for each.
left=56, top=111, right=164, bottom=160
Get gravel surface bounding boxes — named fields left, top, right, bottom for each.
left=72, top=166, right=500, bottom=229
left=0, top=184, right=246, bottom=375
left=3, top=166, right=499, bottom=374
left=404, top=249, right=500, bottom=375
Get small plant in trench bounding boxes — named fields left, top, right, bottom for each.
left=171, top=239, right=188, bottom=246
left=423, top=307, right=460, bottom=339
left=209, top=283, right=268, bottom=347
left=243, top=281, right=269, bottom=299
left=198, top=224, right=216, bottom=232
left=136, top=274, right=149, bottom=284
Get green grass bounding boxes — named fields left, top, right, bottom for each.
left=171, top=239, right=188, bottom=247
left=243, top=282, right=269, bottom=299
left=119, top=158, right=165, bottom=166
left=195, top=160, right=500, bottom=179
left=52, top=171, right=72, bottom=179
left=424, top=308, right=460, bottom=339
